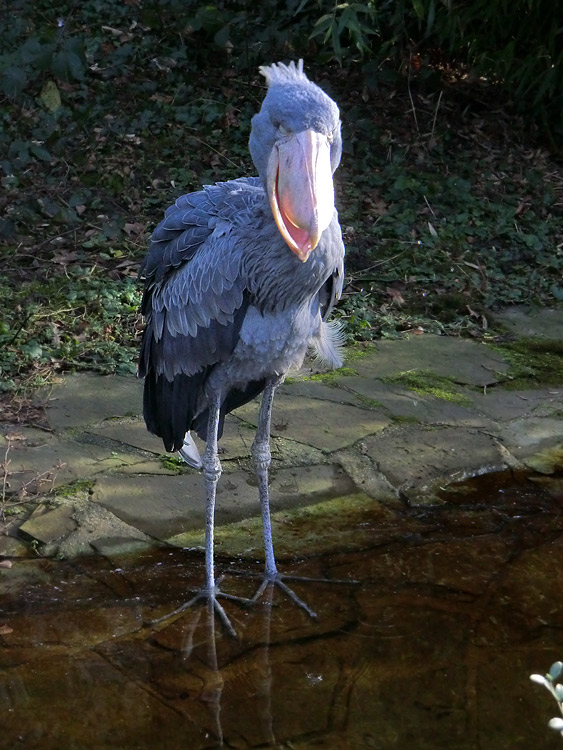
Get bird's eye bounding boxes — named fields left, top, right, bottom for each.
left=278, top=124, right=291, bottom=136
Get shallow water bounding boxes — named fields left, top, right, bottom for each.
left=1, top=468, right=563, bottom=750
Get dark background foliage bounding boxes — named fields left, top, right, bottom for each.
left=0, top=0, right=562, bottom=403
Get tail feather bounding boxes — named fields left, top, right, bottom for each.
left=143, top=370, right=205, bottom=452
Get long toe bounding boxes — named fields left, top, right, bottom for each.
left=251, top=572, right=317, bottom=619
left=146, top=582, right=250, bottom=637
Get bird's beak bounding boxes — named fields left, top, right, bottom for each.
left=267, top=129, right=335, bottom=262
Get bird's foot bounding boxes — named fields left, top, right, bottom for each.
left=250, top=571, right=318, bottom=619
left=145, top=577, right=250, bottom=637
left=228, top=567, right=360, bottom=619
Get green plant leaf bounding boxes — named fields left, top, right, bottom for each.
left=0, top=66, right=27, bottom=98
left=51, top=49, right=85, bottom=82
left=39, top=79, right=61, bottom=112
left=411, top=0, right=425, bottom=21
left=29, top=143, right=52, bottom=162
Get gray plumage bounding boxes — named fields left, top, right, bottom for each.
left=138, top=61, right=345, bottom=633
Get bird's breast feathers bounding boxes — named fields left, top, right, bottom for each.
left=141, top=177, right=343, bottom=380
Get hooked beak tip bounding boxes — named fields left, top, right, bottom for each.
left=294, top=245, right=313, bottom=263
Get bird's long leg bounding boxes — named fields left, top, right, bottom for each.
left=195, top=393, right=244, bottom=635
left=253, top=381, right=279, bottom=580
left=251, top=377, right=317, bottom=619
left=149, top=395, right=243, bottom=637
left=201, top=395, right=222, bottom=583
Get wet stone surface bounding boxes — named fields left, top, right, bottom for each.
left=0, top=308, right=562, bottom=748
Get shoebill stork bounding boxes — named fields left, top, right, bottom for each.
left=139, top=60, right=345, bottom=634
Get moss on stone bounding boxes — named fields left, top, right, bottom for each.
left=391, top=414, right=422, bottom=424
left=343, top=342, right=377, bottom=362
left=355, top=393, right=383, bottom=409
left=158, top=454, right=186, bottom=473
left=302, top=366, right=359, bottom=385
left=382, top=369, right=473, bottom=406
left=55, top=479, right=95, bottom=498
left=489, top=338, right=563, bottom=389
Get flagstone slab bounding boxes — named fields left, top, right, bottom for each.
left=470, top=388, right=562, bottom=421
left=493, top=306, right=563, bottom=339
left=19, top=503, right=77, bottom=545
left=270, top=436, right=331, bottom=468
left=277, top=378, right=364, bottom=406
left=3, top=309, right=561, bottom=561
left=4, top=434, right=149, bottom=495
left=0, top=536, right=29, bottom=557
left=87, top=418, right=161, bottom=454
left=235, top=393, right=391, bottom=452
left=168, top=491, right=393, bottom=558
left=338, top=377, right=490, bottom=427
left=45, top=373, right=143, bottom=430
left=522, top=445, right=563, bottom=475
left=89, top=413, right=256, bottom=462
left=55, top=502, right=151, bottom=558
left=332, top=448, right=398, bottom=502
left=362, top=425, right=506, bottom=501
left=497, top=417, right=563, bottom=453
left=116, top=458, right=181, bottom=475
left=89, top=537, right=154, bottom=557
left=350, top=336, right=509, bottom=386
left=92, top=464, right=355, bottom=542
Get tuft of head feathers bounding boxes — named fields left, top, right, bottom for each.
left=258, top=60, right=308, bottom=87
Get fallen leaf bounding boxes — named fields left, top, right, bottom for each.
left=124, top=222, right=145, bottom=237
left=386, top=287, right=405, bottom=306
left=0, top=624, right=13, bottom=635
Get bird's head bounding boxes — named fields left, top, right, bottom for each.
left=249, top=60, right=342, bottom=263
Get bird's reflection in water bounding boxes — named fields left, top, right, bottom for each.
left=181, top=605, right=225, bottom=747
left=177, top=584, right=277, bottom=748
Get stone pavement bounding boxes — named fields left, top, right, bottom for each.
left=1, top=308, right=562, bottom=561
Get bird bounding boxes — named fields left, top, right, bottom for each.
left=138, top=60, right=345, bottom=634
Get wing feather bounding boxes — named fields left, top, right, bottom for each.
left=139, top=180, right=258, bottom=450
